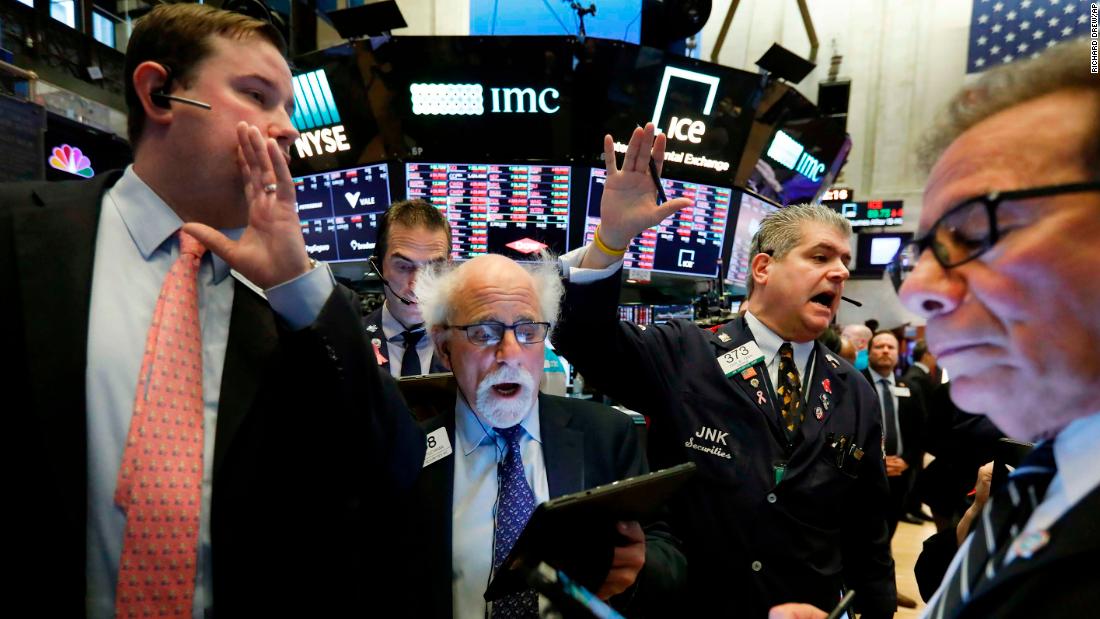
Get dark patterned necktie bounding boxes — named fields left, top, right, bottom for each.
left=776, top=342, right=804, bottom=440
left=399, top=329, right=424, bottom=376
left=878, top=378, right=901, bottom=455
left=929, top=440, right=1057, bottom=618
left=492, top=425, right=539, bottom=618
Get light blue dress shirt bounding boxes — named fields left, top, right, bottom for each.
left=85, top=166, right=334, bottom=619
left=451, top=395, right=549, bottom=619
left=869, top=369, right=903, bottom=456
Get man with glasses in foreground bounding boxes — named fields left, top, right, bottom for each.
left=404, top=253, right=685, bottom=618
left=771, top=37, right=1100, bottom=619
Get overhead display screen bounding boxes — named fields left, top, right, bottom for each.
left=405, top=162, right=571, bottom=261
left=826, top=199, right=904, bottom=227
left=725, top=191, right=780, bottom=291
left=581, top=168, right=731, bottom=278
left=294, top=162, right=391, bottom=262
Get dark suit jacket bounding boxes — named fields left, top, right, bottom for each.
left=916, top=484, right=1100, bottom=617
left=552, top=272, right=896, bottom=618
left=2, top=174, right=426, bottom=616
left=363, top=305, right=449, bottom=375
left=861, top=369, right=925, bottom=471
left=408, top=393, right=686, bottom=618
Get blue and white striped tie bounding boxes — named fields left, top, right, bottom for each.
left=928, top=440, right=1057, bottom=618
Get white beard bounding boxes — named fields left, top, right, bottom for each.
left=475, top=364, right=538, bottom=428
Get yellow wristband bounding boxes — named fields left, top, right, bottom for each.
left=593, top=225, right=627, bottom=257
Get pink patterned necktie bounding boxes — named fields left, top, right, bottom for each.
left=115, top=230, right=207, bottom=619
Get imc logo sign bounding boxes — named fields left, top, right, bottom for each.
left=291, top=69, right=351, bottom=159
left=766, top=130, right=826, bottom=182
left=410, top=83, right=561, bottom=115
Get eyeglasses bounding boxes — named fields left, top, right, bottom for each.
left=448, top=321, right=551, bottom=347
left=888, top=181, right=1100, bottom=290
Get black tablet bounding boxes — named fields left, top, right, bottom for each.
left=484, top=462, right=696, bottom=601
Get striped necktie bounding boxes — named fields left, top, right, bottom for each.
left=928, top=440, right=1056, bottom=618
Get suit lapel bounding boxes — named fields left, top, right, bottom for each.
left=789, top=345, right=848, bottom=466
left=713, top=317, right=785, bottom=439
left=967, top=484, right=1100, bottom=606
left=539, top=394, right=584, bottom=497
left=363, top=308, right=391, bottom=370
left=16, top=174, right=119, bottom=523
left=213, top=280, right=278, bottom=476
left=420, top=412, right=456, bottom=618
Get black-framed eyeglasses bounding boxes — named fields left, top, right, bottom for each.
left=448, top=321, right=551, bottom=346
left=888, top=181, right=1100, bottom=290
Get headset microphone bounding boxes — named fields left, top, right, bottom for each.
left=151, top=92, right=213, bottom=110
left=368, top=257, right=415, bottom=306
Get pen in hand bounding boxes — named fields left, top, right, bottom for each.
left=635, top=123, right=668, bottom=205
left=825, top=590, right=856, bottom=619
left=647, top=157, right=668, bottom=206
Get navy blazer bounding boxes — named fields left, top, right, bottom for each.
left=1, top=174, right=425, bottom=616
left=406, top=393, right=686, bottom=618
left=553, top=272, right=896, bottom=618
left=363, top=305, right=449, bottom=375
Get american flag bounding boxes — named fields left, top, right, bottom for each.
left=967, top=0, right=1089, bottom=73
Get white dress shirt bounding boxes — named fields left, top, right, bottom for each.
left=870, top=369, right=903, bottom=456
left=85, top=166, right=334, bottom=619
left=451, top=395, right=549, bottom=619
left=380, top=301, right=435, bottom=378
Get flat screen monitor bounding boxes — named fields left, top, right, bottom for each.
left=293, top=162, right=392, bottom=262
left=856, top=232, right=913, bottom=272
left=580, top=168, right=732, bottom=278
left=405, top=162, right=571, bottom=261
left=724, top=191, right=780, bottom=291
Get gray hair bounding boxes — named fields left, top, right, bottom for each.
left=919, top=37, right=1098, bottom=173
left=416, top=252, right=564, bottom=337
left=745, top=203, right=852, bottom=296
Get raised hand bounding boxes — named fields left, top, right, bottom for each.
left=183, top=122, right=311, bottom=290
left=598, top=123, right=693, bottom=248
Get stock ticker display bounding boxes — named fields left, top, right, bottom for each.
left=405, top=162, right=570, bottom=260
left=583, top=168, right=731, bottom=278
left=294, top=162, right=391, bottom=262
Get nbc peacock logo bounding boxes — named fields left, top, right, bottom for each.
left=49, top=144, right=95, bottom=178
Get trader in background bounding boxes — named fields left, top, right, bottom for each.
left=2, top=4, right=423, bottom=617
left=365, top=198, right=452, bottom=376
left=553, top=124, right=895, bottom=617
left=770, top=36, right=1100, bottom=619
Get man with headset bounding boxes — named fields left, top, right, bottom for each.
left=364, top=198, right=453, bottom=377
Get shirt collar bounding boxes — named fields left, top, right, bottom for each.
left=1053, top=410, right=1100, bottom=510
left=381, top=302, right=426, bottom=343
left=913, top=361, right=930, bottom=374
left=871, top=369, right=896, bottom=386
left=107, top=165, right=242, bottom=284
left=743, top=310, right=815, bottom=374
left=454, top=392, right=542, bottom=457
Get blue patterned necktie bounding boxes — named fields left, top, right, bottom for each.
left=929, top=440, right=1057, bottom=618
left=491, top=424, right=539, bottom=619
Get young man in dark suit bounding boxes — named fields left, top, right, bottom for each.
left=553, top=126, right=896, bottom=618
left=409, top=254, right=685, bottom=618
left=363, top=198, right=452, bottom=377
left=1, top=5, right=423, bottom=617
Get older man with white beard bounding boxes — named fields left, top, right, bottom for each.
left=402, top=254, right=685, bottom=619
